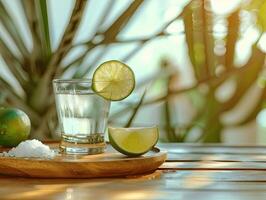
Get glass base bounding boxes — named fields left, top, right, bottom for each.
left=60, top=134, right=105, bottom=155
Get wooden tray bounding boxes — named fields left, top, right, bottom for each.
left=0, top=143, right=167, bottom=178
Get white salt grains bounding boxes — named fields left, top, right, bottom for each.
left=1, top=139, right=56, bottom=159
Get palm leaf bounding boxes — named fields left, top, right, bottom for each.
left=0, top=1, right=29, bottom=57
left=62, top=0, right=115, bottom=75
left=124, top=90, right=147, bottom=128
left=73, top=46, right=109, bottom=78
left=21, top=0, right=51, bottom=63
left=222, top=46, right=265, bottom=112
left=231, top=86, right=266, bottom=126
left=30, top=0, right=88, bottom=111
left=101, top=0, right=144, bottom=44
left=46, top=0, right=88, bottom=78
left=0, top=38, right=28, bottom=86
left=200, top=0, right=215, bottom=77
left=37, top=0, right=51, bottom=56
left=183, top=3, right=198, bottom=79
left=225, top=11, right=240, bottom=69
left=74, top=0, right=144, bottom=77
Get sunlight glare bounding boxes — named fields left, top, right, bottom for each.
left=257, top=109, right=266, bottom=128
left=112, top=191, right=158, bottom=200
left=210, top=0, right=242, bottom=15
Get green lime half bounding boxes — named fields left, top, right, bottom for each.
left=0, top=107, right=31, bottom=147
left=108, top=126, right=159, bottom=156
left=92, top=60, right=135, bottom=101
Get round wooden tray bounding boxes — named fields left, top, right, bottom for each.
left=0, top=143, right=167, bottom=178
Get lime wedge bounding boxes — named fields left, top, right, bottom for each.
left=108, top=126, right=159, bottom=156
left=92, top=60, right=135, bottom=101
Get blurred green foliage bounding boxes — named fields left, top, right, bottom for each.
left=0, top=0, right=265, bottom=142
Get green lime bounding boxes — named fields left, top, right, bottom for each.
left=108, top=126, right=159, bottom=156
left=0, top=108, right=31, bottom=147
left=92, top=60, right=135, bottom=101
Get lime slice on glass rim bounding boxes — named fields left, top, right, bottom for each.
left=108, top=126, right=159, bottom=156
left=92, top=60, right=135, bottom=101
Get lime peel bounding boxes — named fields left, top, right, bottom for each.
left=0, top=108, right=31, bottom=147
left=108, top=126, right=159, bottom=156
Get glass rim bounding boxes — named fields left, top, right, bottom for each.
left=53, top=78, right=111, bottom=96
left=53, top=79, right=111, bottom=84
left=53, top=79, right=92, bottom=84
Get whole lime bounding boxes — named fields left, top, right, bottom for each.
left=0, top=107, right=31, bottom=147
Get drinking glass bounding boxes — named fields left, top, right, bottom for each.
left=53, top=79, right=110, bottom=154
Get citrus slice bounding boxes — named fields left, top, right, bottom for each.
left=92, top=60, right=135, bottom=101
left=108, top=126, right=159, bottom=156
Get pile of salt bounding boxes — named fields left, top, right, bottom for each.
left=1, top=139, right=56, bottom=159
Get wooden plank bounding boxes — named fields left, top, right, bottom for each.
left=159, top=144, right=266, bottom=162
left=1, top=184, right=266, bottom=200
left=160, top=161, right=266, bottom=170
left=0, top=144, right=266, bottom=200
left=162, top=170, right=266, bottom=182
left=0, top=170, right=266, bottom=200
left=158, top=144, right=266, bottom=155
left=166, top=153, right=266, bottom=162
left=159, top=143, right=266, bottom=148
